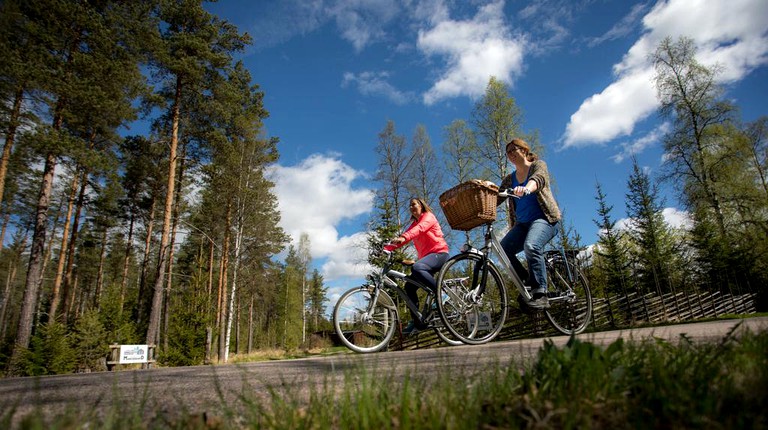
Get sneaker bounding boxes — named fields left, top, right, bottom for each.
left=527, top=293, right=551, bottom=309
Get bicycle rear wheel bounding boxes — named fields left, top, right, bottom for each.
left=544, top=255, right=592, bottom=335
left=333, top=286, right=397, bottom=353
left=435, top=253, right=508, bottom=345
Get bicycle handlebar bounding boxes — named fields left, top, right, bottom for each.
left=498, top=188, right=521, bottom=199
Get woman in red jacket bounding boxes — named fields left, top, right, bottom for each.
left=389, top=198, right=450, bottom=334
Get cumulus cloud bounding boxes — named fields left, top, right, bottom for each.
left=417, top=0, right=526, bottom=105
left=267, top=154, right=375, bottom=280
left=341, top=71, right=413, bottom=104
left=563, top=0, right=768, bottom=148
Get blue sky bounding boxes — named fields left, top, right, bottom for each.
left=201, top=0, right=768, bottom=306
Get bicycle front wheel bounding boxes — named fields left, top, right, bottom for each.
left=333, top=286, right=397, bottom=353
left=436, top=253, right=508, bottom=345
left=544, top=258, right=592, bottom=335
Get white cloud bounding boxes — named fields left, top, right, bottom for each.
left=330, top=0, right=400, bottom=51
left=661, top=207, right=692, bottom=230
left=564, top=67, right=658, bottom=147
left=341, top=71, right=413, bottom=104
left=321, top=232, right=372, bottom=280
left=267, top=154, right=375, bottom=281
left=613, top=206, right=692, bottom=235
left=611, top=122, right=671, bottom=163
left=417, top=0, right=526, bottom=105
left=563, top=0, right=768, bottom=148
left=246, top=0, right=400, bottom=52
left=587, top=2, right=650, bottom=48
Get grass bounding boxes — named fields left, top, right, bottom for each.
left=5, top=325, right=767, bottom=429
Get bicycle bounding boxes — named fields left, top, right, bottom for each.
left=435, top=188, right=593, bottom=345
left=332, top=247, right=466, bottom=353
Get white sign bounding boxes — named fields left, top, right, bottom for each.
left=467, top=312, right=492, bottom=332
left=119, top=344, right=148, bottom=364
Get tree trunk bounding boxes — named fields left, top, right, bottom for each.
left=119, top=213, right=135, bottom=317
left=162, top=141, right=186, bottom=351
left=10, top=150, right=57, bottom=370
left=37, top=194, right=66, bottom=323
left=207, top=240, right=214, bottom=318
left=0, top=86, right=25, bottom=247
left=217, top=203, right=231, bottom=362
left=49, top=173, right=79, bottom=320
left=0, top=212, right=10, bottom=248
left=137, top=197, right=156, bottom=324
left=61, top=170, right=88, bottom=324
left=223, top=206, right=242, bottom=363
left=94, top=228, right=108, bottom=310
left=0, top=234, right=26, bottom=340
left=247, top=296, right=253, bottom=353
left=146, top=76, right=182, bottom=347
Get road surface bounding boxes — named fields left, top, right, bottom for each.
left=1, top=317, right=765, bottom=426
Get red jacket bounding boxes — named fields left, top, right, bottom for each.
left=396, top=211, right=449, bottom=259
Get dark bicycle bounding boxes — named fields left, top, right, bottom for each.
left=332, top=247, right=465, bottom=353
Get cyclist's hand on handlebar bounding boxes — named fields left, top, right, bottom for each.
left=512, top=186, right=530, bottom=196
left=500, top=187, right=528, bottom=198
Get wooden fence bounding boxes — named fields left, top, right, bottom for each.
left=395, top=291, right=758, bottom=351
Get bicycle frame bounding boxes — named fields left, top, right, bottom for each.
left=366, top=252, right=435, bottom=326
left=466, top=222, right=533, bottom=301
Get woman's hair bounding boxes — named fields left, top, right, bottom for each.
left=506, top=138, right=538, bottom=162
left=410, top=198, right=433, bottom=220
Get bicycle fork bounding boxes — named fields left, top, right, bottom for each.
left=462, top=254, right=490, bottom=305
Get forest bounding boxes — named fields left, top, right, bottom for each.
left=0, top=1, right=766, bottom=377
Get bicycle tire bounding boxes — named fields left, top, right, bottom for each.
left=435, top=253, right=508, bottom=345
left=333, top=286, right=397, bottom=353
left=544, top=257, right=592, bottom=335
left=422, top=295, right=468, bottom=346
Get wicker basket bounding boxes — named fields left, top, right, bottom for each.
left=439, top=179, right=499, bottom=231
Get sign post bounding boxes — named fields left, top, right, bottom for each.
left=119, top=345, right=148, bottom=364
left=107, top=344, right=156, bottom=370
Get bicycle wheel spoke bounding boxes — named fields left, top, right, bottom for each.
left=544, top=258, right=592, bottom=335
left=436, top=253, right=507, bottom=345
left=333, top=287, right=397, bottom=353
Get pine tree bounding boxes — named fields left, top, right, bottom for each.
left=144, top=0, right=250, bottom=347
left=307, top=269, right=329, bottom=333
left=625, top=158, right=678, bottom=296
left=593, top=181, right=632, bottom=297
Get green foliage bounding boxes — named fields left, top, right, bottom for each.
left=162, top=285, right=213, bottom=367
left=625, top=158, right=681, bottom=295
left=471, top=76, right=523, bottom=183
left=23, top=321, right=76, bottom=376
left=72, top=310, right=110, bottom=372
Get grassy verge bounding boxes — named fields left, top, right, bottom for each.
left=5, top=326, right=767, bottom=429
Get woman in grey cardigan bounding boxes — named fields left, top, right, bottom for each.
left=498, top=138, right=562, bottom=309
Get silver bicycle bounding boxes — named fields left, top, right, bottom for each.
left=332, top=247, right=466, bottom=353
left=434, top=189, right=593, bottom=345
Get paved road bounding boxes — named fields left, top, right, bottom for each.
left=1, top=317, right=766, bottom=425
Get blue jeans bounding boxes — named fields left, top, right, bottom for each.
left=406, top=252, right=449, bottom=319
left=500, top=219, right=559, bottom=295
